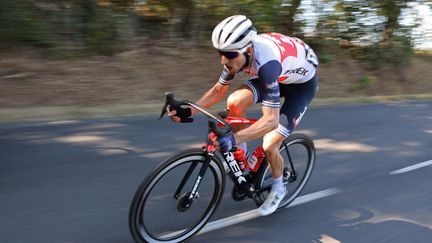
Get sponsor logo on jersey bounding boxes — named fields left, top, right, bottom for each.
left=266, top=81, right=278, bottom=89
left=284, top=67, right=309, bottom=76
left=267, top=92, right=280, bottom=97
left=293, top=106, right=308, bottom=129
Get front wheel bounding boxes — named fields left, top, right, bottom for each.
left=256, top=133, right=315, bottom=209
left=129, top=148, right=226, bottom=243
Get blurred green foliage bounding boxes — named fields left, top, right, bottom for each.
left=0, top=0, right=429, bottom=63
left=0, top=0, right=123, bottom=55
left=352, top=75, right=374, bottom=92
left=0, top=0, right=54, bottom=48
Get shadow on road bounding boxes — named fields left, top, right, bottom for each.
left=310, top=206, right=432, bottom=243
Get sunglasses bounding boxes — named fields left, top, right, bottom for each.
left=218, top=50, right=241, bottom=59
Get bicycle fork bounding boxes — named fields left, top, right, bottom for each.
left=173, top=149, right=262, bottom=209
left=173, top=149, right=214, bottom=209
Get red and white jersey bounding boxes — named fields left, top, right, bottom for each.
left=243, top=33, right=318, bottom=84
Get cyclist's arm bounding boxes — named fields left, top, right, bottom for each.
left=234, top=60, right=281, bottom=143
left=235, top=106, right=279, bottom=143
left=191, top=66, right=234, bottom=115
left=192, top=82, right=229, bottom=115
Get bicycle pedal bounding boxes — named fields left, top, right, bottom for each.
left=283, top=169, right=293, bottom=184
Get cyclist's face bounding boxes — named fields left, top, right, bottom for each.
left=220, top=53, right=245, bottom=74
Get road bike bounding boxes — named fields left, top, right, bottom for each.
left=129, top=92, right=316, bottom=242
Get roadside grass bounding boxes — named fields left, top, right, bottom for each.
left=1, top=94, right=432, bottom=123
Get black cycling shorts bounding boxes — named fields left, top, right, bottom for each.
left=244, top=74, right=318, bottom=137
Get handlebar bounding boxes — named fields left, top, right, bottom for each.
left=159, top=92, right=194, bottom=123
left=159, top=92, right=232, bottom=137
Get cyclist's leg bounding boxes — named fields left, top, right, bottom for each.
left=276, top=74, right=318, bottom=139
left=262, top=75, right=318, bottom=178
left=258, top=75, right=318, bottom=216
left=262, top=130, right=285, bottom=178
left=226, top=80, right=256, bottom=133
left=258, top=131, right=287, bottom=216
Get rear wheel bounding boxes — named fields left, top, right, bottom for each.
left=129, top=148, right=225, bottom=243
left=256, top=133, right=315, bottom=209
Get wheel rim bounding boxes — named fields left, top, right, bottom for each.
left=258, top=135, right=315, bottom=208
left=132, top=155, right=223, bottom=242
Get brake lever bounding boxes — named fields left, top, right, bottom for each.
left=208, top=119, right=236, bottom=152
left=159, top=92, right=194, bottom=122
left=159, top=102, right=168, bottom=120
left=208, top=119, right=231, bottom=138
left=159, top=92, right=176, bottom=120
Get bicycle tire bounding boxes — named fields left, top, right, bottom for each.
left=255, top=133, right=315, bottom=209
left=129, top=148, right=226, bottom=243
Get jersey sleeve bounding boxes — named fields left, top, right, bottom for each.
left=258, top=60, right=282, bottom=108
left=218, top=66, right=235, bottom=85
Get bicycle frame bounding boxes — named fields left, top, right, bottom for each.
left=215, top=116, right=264, bottom=204
left=162, top=93, right=264, bottom=206
left=130, top=93, right=316, bottom=243
left=174, top=119, right=264, bottom=207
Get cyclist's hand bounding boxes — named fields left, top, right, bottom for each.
left=166, top=105, right=192, bottom=123
left=166, top=106, right=180, bottom=123
left=216, top=133, right=236, bottom=153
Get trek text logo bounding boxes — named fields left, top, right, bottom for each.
left=189, top=175, right=202, bottom=199
left=284, top=67, right=309, bottom=76
left=224, top=152, right=247, bottom=184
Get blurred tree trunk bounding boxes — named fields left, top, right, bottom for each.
left=165, top=0, right=194, bottom=40
left=79, top=0, right=96, bottom=47
left=377, top=0, right=408, bottom=81
left=277, top=0, right=302, bottom=35
left=379, top=0, right=404, bottom=47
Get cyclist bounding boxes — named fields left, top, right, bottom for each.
left=167, top=15, right=318, bottom=216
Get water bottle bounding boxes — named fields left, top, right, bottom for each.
left=248, top=146, right=265, bottom=172
left=233, top=147, right=248, bottom=171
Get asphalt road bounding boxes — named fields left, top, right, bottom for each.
left=1, top=101, right=431, bottom=243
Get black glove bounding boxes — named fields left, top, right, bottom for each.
left=170, top=106, right=192, bottom=122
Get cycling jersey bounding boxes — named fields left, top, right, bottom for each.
left=218, top=33, right=318, bottom=109
left=217, top=32, right=319, bottom=137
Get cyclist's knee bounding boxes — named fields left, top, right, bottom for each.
left=262, top=143, right=278, bottom=159
left=227, top=87, right=254, bottom=114
left=262, top=140, right=279, bottom=157
left=262, top=132, right=285, bottom=157
left=227, top=93, right=248, bottom=115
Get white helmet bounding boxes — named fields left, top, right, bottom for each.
left=212, top=15, right=257, bottom=53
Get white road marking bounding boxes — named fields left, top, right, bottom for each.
left=198, top=188, right=341, bottom=235
left=390, top=160, right=432, bottom=175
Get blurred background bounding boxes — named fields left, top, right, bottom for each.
left=1, top=0, right=431, bottom=117
left=1, top=2, right=432, bottom=242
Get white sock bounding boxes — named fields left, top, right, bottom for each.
left=271, top=176, right=285, bottom=195
left=238, top=142, right=248, bottom=155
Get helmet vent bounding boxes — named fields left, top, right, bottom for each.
left=225, top=18, right=248, bottom=43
